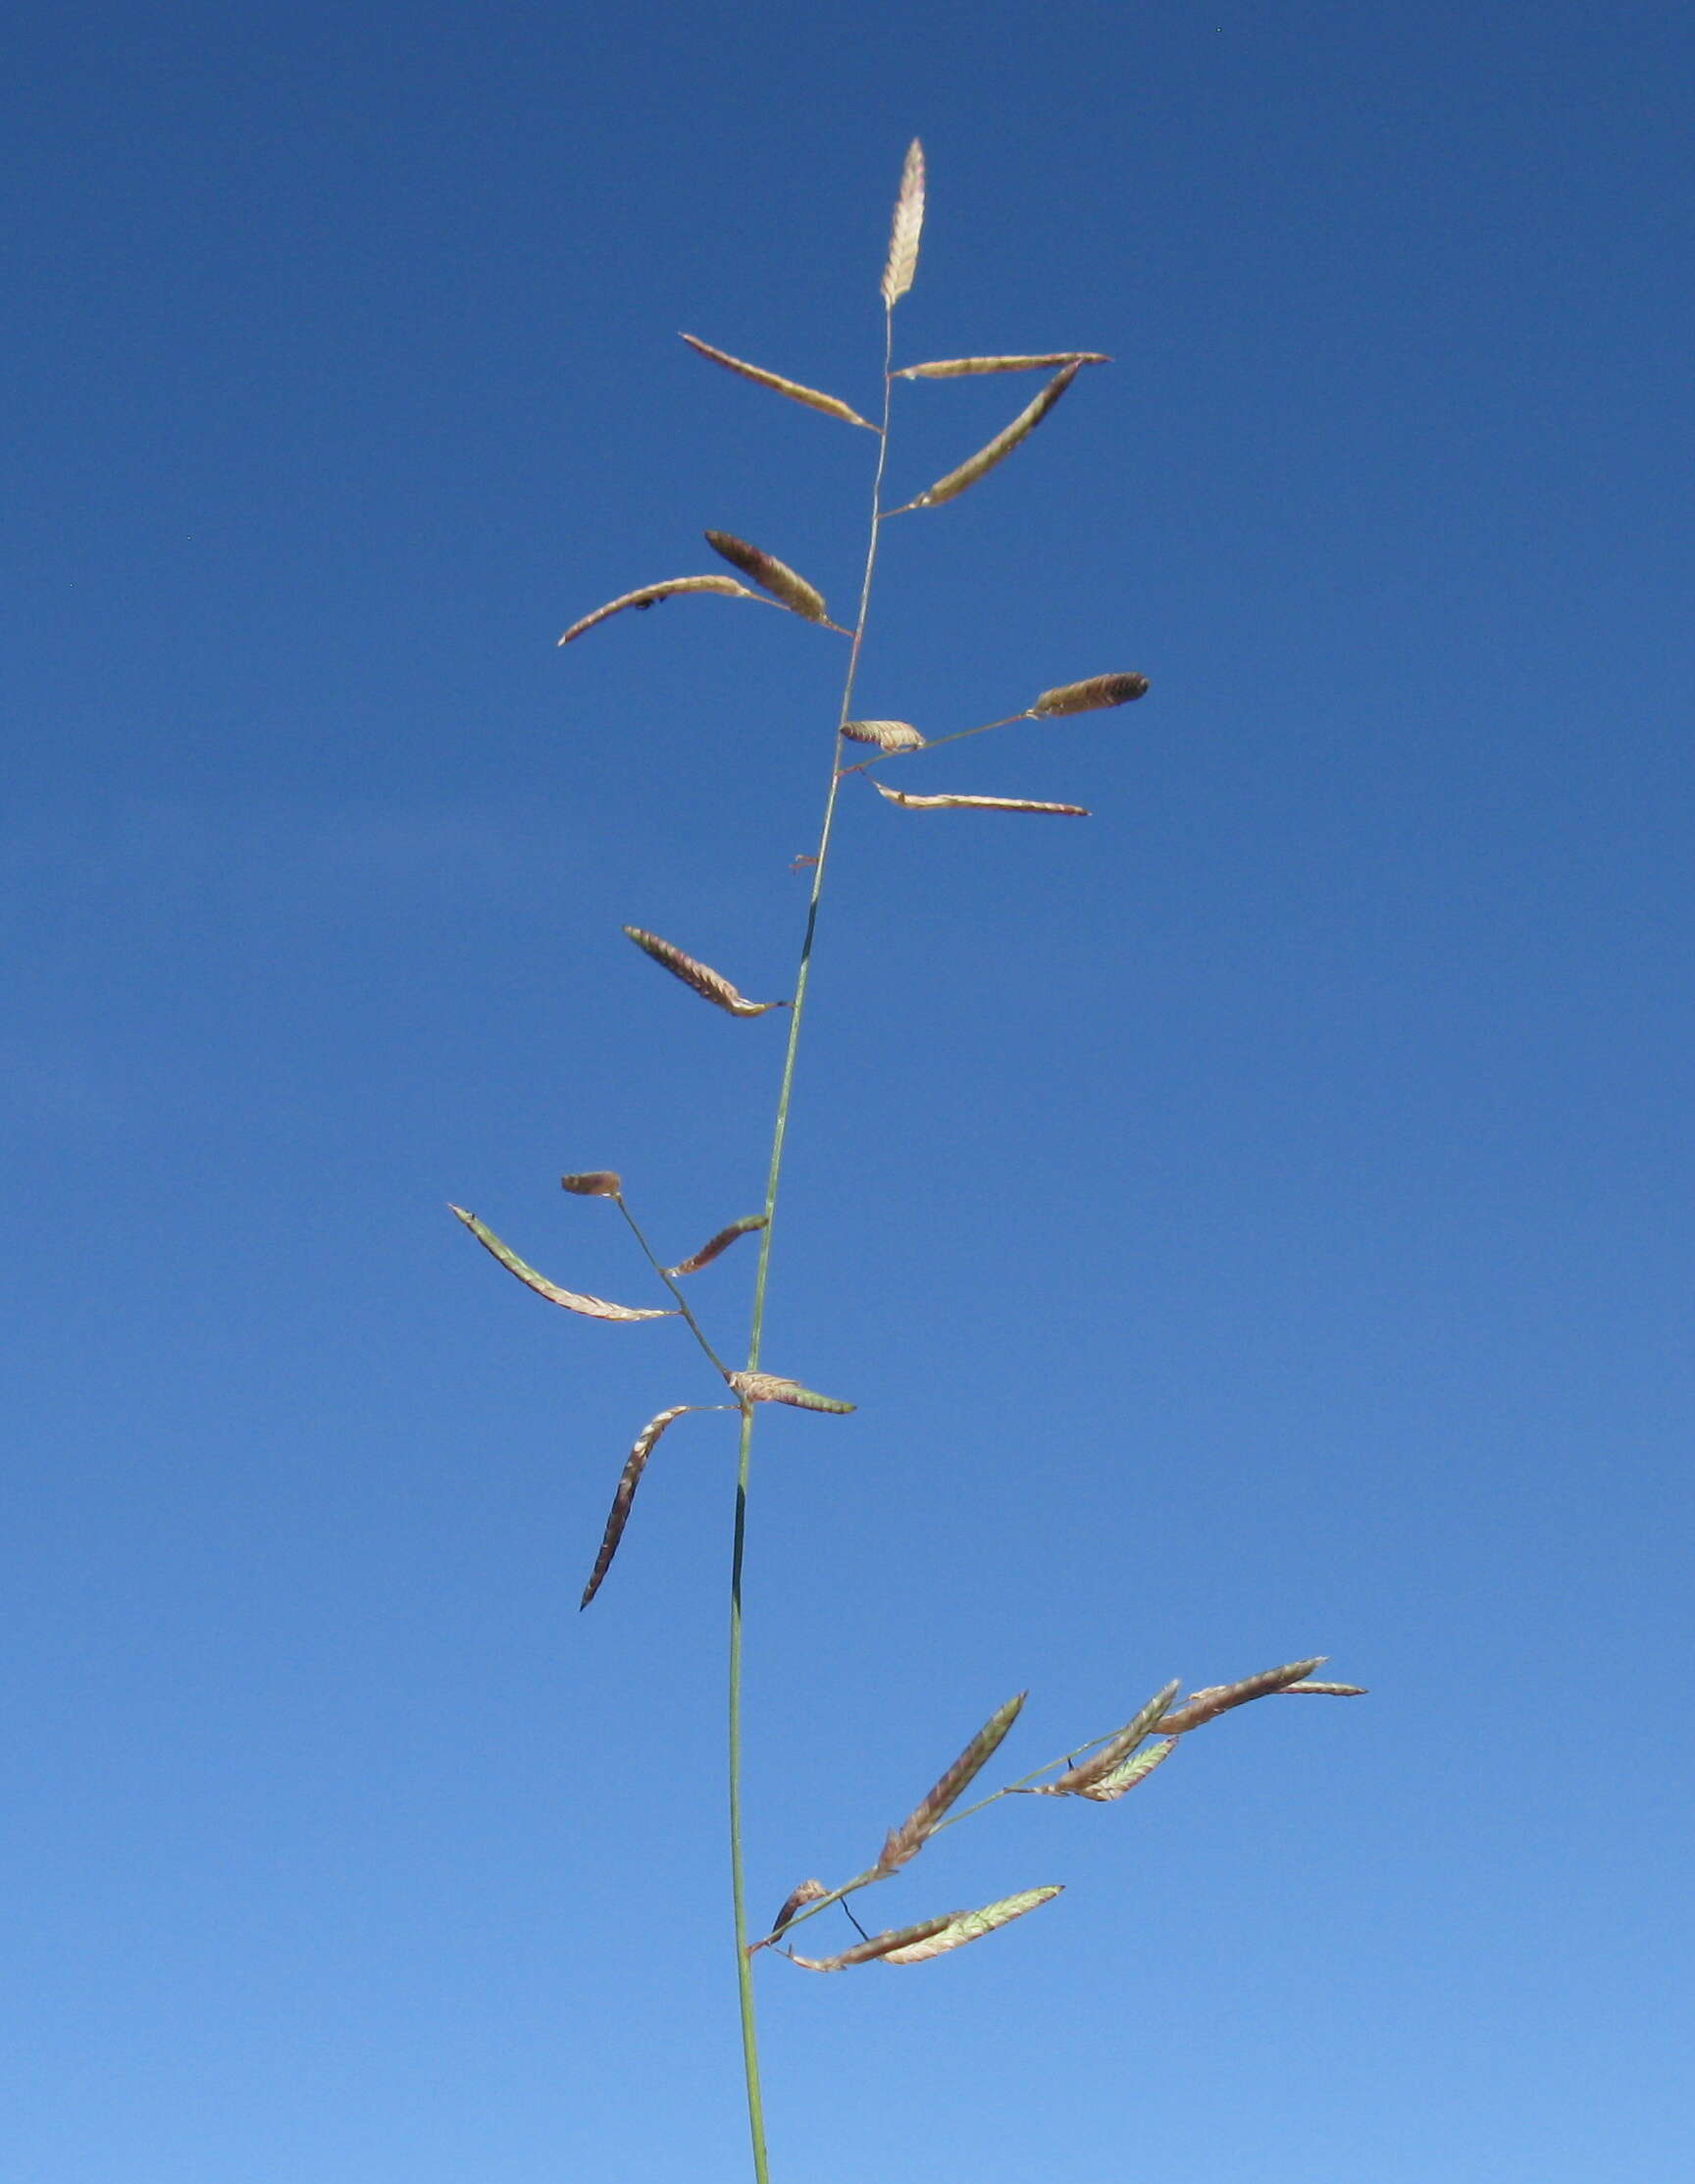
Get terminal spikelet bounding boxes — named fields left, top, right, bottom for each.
left=881, top=139, right=925, bottom=307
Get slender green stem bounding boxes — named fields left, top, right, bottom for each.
left=727, top=308, right=898, bottom=2184
left=612, top=1194, right=733, bottom=1378
left=837, top=710, right=1035, bottom=776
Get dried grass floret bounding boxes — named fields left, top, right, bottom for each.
left=1071, top=1737, right=1178, bottom=1803
left=897, top=352, right=1109, bottom=378
left=704, top=531, right=833, bottom=624
left=881, top=1886, right=1064, bottom=1964
left=790, top=1914, right=955, bottom=1973
left=1022, top=1680, right=1182, bottom=1797
left=665, top=1215, right=767, bottom=1277
left=449, top=1206, right=673, bottom=1322
left=895, top=362, right=1083, bottom=510
left=680, top=333, right=878, bottom=431
left=1158, top=1658, right=1328, bottom=1735
left=581, top=1405, right=698, bottom=1608
left=557, top=575, right=757, bottom=646
left=881, top=140, right=925, bottom=308
left=559, top=1170, right=622, bottom=1198
left=874, top=784, right=1089, bottom=815
left=841, top=718, right=927, bottom=752
left=876, top=1692, right=1027, bottom=1876
left=1031, top=673, right=1151, bottom=716
left=725, top=1371, right=855, bottom=1414
left=770, top=1879, right=828, bottom=1936
left=622, top=928, right=785, bottom=1016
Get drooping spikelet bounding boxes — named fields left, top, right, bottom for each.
left=449, top=1206, right=673, bottom=1322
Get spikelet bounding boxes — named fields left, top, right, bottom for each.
left=1023, top=1680, right=1182, bottom=1797
left=881, top=1886, right=1064, bottom=1964
left=664, top=1215, right=766, bottom=1277
left=874, top=784, right=1089, bottom=816
left=557, top=574, right=758, bottom=646
left=770, top=1878, right=828, bottom=1936
left=875, top=1692, right=1027, bottom=1876
left=725, top=1370, right=855, bottom=1414
left=1031, top=673, right=1151, bottom=716
left=895, top=362, right=1083, bottom=511
left=1071, top=1737, right=1178, bottom=1804
left=842, top=718, right=927, bottom=752
left=449, top=1207, right=673, bottom=1322
left=560, top=1170, right=622, bottom=1198
left=679, top=333, right=879, bottom=431
left=703, top=531, right=831, bottom=625
left=622, top=927, right=784, bottom=1016
left=1277, top=1681, right=1369, bottom=1697
left=790, top=1914, right=954, bottom=1973
left=1158, top=1658, right=1327, bottom=1735
left=581, top=1405, right=697, bottom=1608
left=881, top=139, right=925, bottom=308
left=897, top=352, right=1110, bottom=379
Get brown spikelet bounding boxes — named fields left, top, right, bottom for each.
left=580, top=1405, right=696, bottom=1608
left=881, top=1886, right=1064, bottom=1964
left=679, top=333, right=879, bottom=431
left=559, top=1170, right=622, bottom=1198
left=1158, top=1658, right=1327, bottom=1735
left=664, top=1215, right=766, bottom=1277
left=842, top=718, right=927, bottom=752
left=448, top=1207, right=674, bottom=1323
left=790, top=1914, right=954, bottom=1974
left=876, top=1692, right=1027, bottom=1877
left=897, top=352, right=1110, bottom=379
left=703, top=531, right=831, bottom=625
left=1072, top=1737, right=1178, bottom=1803
left=1277, top=1681, right=1369, bottom=1697
left=557, top=574, right=758, bottom=646
left=895, top=362, right=1083, bottom=511
left=725, top=1370, right=855, bottom=1414
left=622, top=928, right=784, bottom=1016
left=1031, top=672, right=1151, bottom=716
left=881, top=138, right=925, bottom=308
left=771, top=1878, right=828, bottom=1935
left=874, top=784, right=1089, bottom=816
left=1024, top=1680, right=1182, bottom=1797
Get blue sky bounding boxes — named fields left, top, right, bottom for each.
left=6, top=4, right=1692, bottom=2179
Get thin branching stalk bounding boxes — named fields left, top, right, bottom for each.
left=456, top=140, right=1361, bottom=2184
left=612, top=1195, right=733, bottom=1378
left=726, top=305, right=897, bottom=2184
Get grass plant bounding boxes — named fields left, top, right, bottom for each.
left=454, top=139, right=1363, bottom=2182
